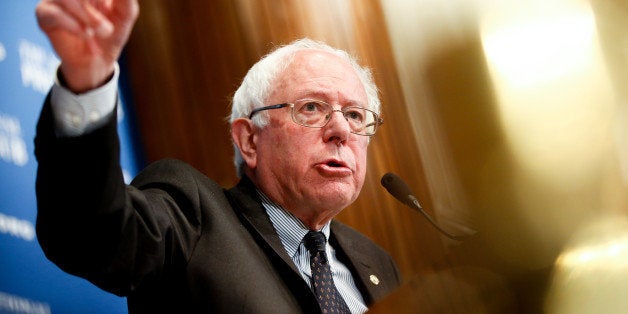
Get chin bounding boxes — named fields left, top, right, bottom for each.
left=312, top=186, right=357, bottom=209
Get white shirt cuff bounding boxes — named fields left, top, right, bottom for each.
left=50, top=63, right=120, bottom=137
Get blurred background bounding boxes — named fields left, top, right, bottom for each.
left=2, top=0, right=628, bottom=313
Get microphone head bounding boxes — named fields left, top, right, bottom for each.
left=381, top=172, right=416, bottom=208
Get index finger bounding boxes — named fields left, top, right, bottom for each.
left=36, top=0, right=87, bottom=38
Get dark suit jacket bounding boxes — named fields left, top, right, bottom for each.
left=34, top=98, right=401, bottom=313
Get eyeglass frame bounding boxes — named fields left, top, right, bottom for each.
left=247, top=99, right=384, bottom=136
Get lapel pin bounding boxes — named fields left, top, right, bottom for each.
left=369, top=274, right=380, bottom=285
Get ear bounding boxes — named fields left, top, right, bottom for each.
left=231, top=118, right=258, bottom=170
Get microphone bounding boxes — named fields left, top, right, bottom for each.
left=381, top=172, right=468, bottom=241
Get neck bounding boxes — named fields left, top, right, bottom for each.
left=294, top=211, right=336, bottom=231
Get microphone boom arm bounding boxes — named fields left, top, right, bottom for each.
left=381, top=173, right=468, bottom=241
left=409, top=195, right=466, bottom=241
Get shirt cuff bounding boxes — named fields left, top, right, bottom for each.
left=50, top=63, right=120, bottom=137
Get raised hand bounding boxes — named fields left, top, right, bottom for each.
left=36, top=0, right=139, bottom=93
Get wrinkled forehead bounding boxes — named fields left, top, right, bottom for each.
left=269, top=50, right=369, bottom=107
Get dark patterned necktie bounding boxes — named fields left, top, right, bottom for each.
left=303, top=231, right=351, bottom=314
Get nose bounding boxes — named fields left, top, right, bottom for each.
left=323, top=110, right=351, bottom=145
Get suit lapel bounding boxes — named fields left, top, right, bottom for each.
left=330, top=221, right=391, bottom=303
left=225, top=177, right=301, bottom=275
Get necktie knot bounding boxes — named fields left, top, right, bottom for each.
left=303, top=230, right=327, bottom=254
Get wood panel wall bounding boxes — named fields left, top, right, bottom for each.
left=123, top=1, right=538, bottom=313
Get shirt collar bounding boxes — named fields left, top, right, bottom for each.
left=256, top=189, right=331, bottom=258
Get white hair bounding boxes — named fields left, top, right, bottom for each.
left=230, top=38, right=381, bottom=177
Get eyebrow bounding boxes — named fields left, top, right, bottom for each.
left=295, top=91, right=365, bottom=107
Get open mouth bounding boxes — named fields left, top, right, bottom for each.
left=326, top=161, right=344, bottom=167
left=316, top=159, right=352, bottom=176
left=321, top=159, right=349, bottom=169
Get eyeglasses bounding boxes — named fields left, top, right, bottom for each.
left=248, top=99, right=384, bottom=136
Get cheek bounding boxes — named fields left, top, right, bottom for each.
left=265, top=128, right=313, bottom=170
left=352, top=142, right=369, bottom=178
left=355, top=139, right=369, bottom=161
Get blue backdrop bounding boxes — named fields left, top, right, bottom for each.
left=0, top=1, right=142, bottom=313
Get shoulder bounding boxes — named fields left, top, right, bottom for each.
left=133, top=158, right=203, bottom=178
left=130, top=159, right=228, bottom=210
left=131, top=158, right=222, bottom=190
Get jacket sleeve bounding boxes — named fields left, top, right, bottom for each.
left=34, top=95, right=206, bottom=296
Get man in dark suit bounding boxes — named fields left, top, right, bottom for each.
left=34, top=0, right=401, bottom=313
